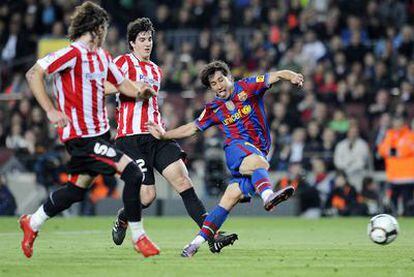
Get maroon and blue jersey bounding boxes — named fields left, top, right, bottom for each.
left=195, top=74, right=272, bottom=155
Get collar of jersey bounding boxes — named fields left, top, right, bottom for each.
left=131, top=52, right=151, bottom=64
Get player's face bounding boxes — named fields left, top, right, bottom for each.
left=131, top=31, right=153, bottom=60
left=209, top=71, right=233, bottom=99
left=96, top=24, right=108, bottom=47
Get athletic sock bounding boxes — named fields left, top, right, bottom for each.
left=251, top=168, right=273, bottom=201
left=29, top=205, right=49, bottom=231
left=198, top=205, right=229, bottom=243
left=179, top=187, right=207, bottom=228
left=129, top=220, right=145, bottom=243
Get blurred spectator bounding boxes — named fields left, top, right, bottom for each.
left=308, top=158, right=334, bottom=207
left=276, top=162, right=321, bottom=218
left=360, top=176, right=380, bottom=215
left=371, top=112, right=391, bottom=170
left=303, top=121, right=322, bottom=168
left=0, top=174, right=16, bottom=216
left=325, top=170, right=366, bottom=216
left=319, top=127, right=336, bottom=170
left=328, top=109, right=349, bottom=135
left=334, top=125, right=371, bottom=190
left=378, top=116, right=414, bottom=216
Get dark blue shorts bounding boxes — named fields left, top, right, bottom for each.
left=224, top=141, right=267, bottom=198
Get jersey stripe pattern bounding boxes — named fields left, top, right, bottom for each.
left=194, top=74, right=272, bottom=155
left=37, top=41, right=124, bottom=142
left=114, top=53, right=163, bottom=138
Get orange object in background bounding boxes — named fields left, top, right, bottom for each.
left=378, top=126, right=414, bottom=184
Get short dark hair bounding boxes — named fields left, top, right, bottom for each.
left=199, top=60, right=231, bottom=88
left=68, top=1, right=109, bottom=41
left=127, top=17, right=154, bottom=50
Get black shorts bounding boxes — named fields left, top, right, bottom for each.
left=65, top=132, right=124, bottom=176
left=115, top=134, right=186, bottom=185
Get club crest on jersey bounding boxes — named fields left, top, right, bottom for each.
left=222, top=105, right=252, bottom=125
left=238, top=91, right=247, bottom=101
left=256, top=75, right=265, bottom=83
left=225, top=100, right=236, bottom=111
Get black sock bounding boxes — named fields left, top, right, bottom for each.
left=121, top=162, right=143, bottom=222
left=43, top=182, right=87, bottom=217
left=180, top=187, right=207, bottom=228
left=117, top=200, right=152, bottom=224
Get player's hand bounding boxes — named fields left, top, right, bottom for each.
left=146, top=121, right=166, bottom=139
left=290, top=73, right=304, bottom=87
left=47, top=109, right=70, bottom=128
left=137, top=83, right=156, bottom=99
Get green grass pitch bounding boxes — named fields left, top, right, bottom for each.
left=0, top=217, right=413, bottom=276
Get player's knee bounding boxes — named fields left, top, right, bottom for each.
left=219, top=185, right=243, bottom=210
left=121, top=162, right=143, bottom=203
left=240, top=155, right=269, bottom=175
left=141, top=186, right=156, bottom=207
left=121, top=162, right=144, bottom=184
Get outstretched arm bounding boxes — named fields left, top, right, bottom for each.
left=26, top=64, right=70, bottom=128
left=105, top=80, right=156, bottom=100
left=147, top=121, right=199, bottom=140
left=268, top=70, right=304, bottom=87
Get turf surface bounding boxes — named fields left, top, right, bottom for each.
left=0, top=217, right=413, bottom=276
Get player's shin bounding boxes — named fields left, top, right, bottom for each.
left=34, top=181, right=87, bottom=231
left=179, top=187, right=207, bottom=228
left=251, top=168, right=274, bottom=202
left=194, top=205, right=229, bottom=246
left=121, top=162, right=144, bottom=242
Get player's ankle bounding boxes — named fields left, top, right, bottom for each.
left=261, top=189, right=274, bottom=203
left=191, top=235, right=206, bottom=246
left=129, top=221, right=145, bottom=242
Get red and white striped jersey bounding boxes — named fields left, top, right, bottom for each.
left=37, top=41, right=124, bottom=142
left=114, top=53, right=163, bottom=138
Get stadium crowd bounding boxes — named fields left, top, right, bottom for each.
left=1, top=0, right=414, bottom=216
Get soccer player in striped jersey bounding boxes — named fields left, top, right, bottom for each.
left=147, top=60, right=303, bottom=257
left=106, top=18, right=237, bottom=253
left=19, top=2, right=159, bottom=258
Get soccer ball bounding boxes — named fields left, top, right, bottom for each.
left=367, top=214, right=399, bottom=245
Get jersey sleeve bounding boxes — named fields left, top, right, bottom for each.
left=194, top=106, right=218, bottom=132
left=37, top=46, right=77, bottom=74
left=239, top=73, right=271, bottom=97
left=114, top=55, right=129, bottom=76
left=106, top=53, right=125, bottom=86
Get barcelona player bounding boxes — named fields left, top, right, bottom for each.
left=147, top=60, right=303, bottom=257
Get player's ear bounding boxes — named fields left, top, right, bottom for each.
left=129, top=41, right=135, bottom=49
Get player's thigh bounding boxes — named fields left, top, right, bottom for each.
left=154, top=140, right=189, bottom=193
left=162, top=159, right=193, bottom=193
left=219, top=183, right=244, bottom=211
left=239, top=154, right=269, bottom=176
left=115, top=136, right=155, bottom=185
left=68, top=174, right=95, bottom=189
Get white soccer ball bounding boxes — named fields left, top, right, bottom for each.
left=367, top=214, right=399, bottom=245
